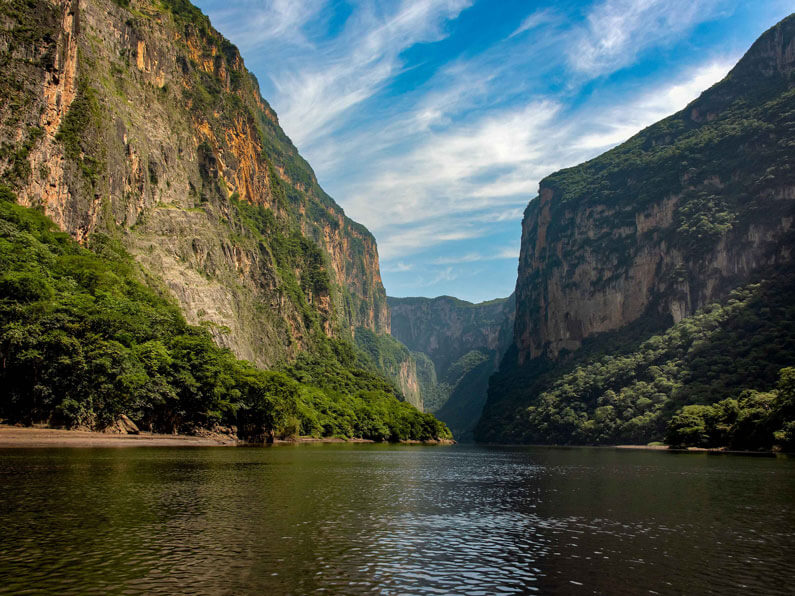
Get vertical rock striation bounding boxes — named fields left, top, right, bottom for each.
left=0, top=0, right=389, bottom=369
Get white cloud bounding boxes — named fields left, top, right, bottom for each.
left=431, top=246, right=519, bottom=264
left=427, top=266, right=458, bottom=285
left=345, top=101, right=561, bottom=231
left=376, top=222, right=484, bottom=261
left=572, top=60, right=734, bottom=150
left=570, top=0, right=730, bottom=77
left=382, top=261, right=414, bottom=272
left=209, top=0, right=325, bottom=49
left=509, top=9, right=557, bottom=39
left=354, top=56, right=736, bottom=267
left=198, top=0, right=750, bottom=299
left=267, top=0, right=473, bottom=149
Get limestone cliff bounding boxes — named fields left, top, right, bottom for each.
left=0, top=0, right=389, bottom=368
left=389, top=294, right=514, bottom=439
left=478, top=14, right=795, bottom=443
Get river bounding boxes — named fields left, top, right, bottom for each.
left=0, top=444, right=793, bottom=594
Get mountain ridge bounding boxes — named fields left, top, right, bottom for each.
left=477, top=13, right=795, bottom=447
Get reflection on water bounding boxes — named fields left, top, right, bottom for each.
left=0, top=445, right=793, bottom=594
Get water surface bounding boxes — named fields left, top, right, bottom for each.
left=0, top=445, right=793, bottom=594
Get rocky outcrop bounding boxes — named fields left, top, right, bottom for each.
left=0, top=0, right=388, bottom=368
left=477, top=14, right=795, bottom=443
left=395, top=357, right=422, bottom=410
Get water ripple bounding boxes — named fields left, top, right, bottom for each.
left=0, top=446, right=792, bottom=594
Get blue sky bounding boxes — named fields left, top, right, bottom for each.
left=192, top=0, right=793, bottom=303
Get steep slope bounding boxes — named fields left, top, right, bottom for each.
left=389, top=294, right=514, bottom=439
left=354, top=327, right=423, bottom=410
left=478, top=14, right=795, bottom=446
left=0, top=0, right=388, bottom=369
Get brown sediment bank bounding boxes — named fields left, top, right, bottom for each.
left=614, top=444, right=671, bottom=450
left=615, top=444, right=786, bottom=455
left=0, top=426, right=455, bottom=448
left=0, top=425, right=237, bottom=448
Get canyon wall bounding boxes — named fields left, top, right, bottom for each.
left=0, top=0, right=391, bottom=370
left=389, top=294, right=515, bottom=439
left=478, top=14, right=795, bottom=443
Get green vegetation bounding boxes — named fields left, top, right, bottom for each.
left=286, top=341, right=449, bottom=441
left=55, top=81, right=104, bottom=184
left=413, top=351, right=445, bottom=412
left=435, top=350, right=497, bottom=442
left=160, top=0, right=388, bottom=336
left=353, top=327, right=427, bottom=409
left=0, top=189, right=450, bottom=441
left=231, top=196, right=331, bottom=333
left=482, top=273, right=795, bottom=449
left=666, top=366, right=795, bottom=451
left=0, top=126, right=43, bottom=185
left=354, top=327, right=411, bottom=377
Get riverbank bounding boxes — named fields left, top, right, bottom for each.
left=0, top=425, right=237, bottom=448
left=0, top=425, right=455, bottom=448
left=616, top=444, right=785, bottom=455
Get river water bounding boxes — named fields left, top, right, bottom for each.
left=0, top=444, right=793, bottom=594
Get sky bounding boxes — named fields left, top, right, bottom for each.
left=192, top=0, right=793, bottom=303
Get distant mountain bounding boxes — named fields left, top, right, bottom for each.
left=478, top=14, right=795, bottom=450
left=389, top=294, right=514, bottom=440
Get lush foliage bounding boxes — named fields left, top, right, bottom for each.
left=231, top=196, right=332, bottom=333
left=285, top=341, right=450, bottom=441
left=435, top=350, right=497, bottom=442
left=0, top=192, right=449, bottom=441
left=666, top=367, right=795, bottom=451
left=482, top=274, right=795, bottom=448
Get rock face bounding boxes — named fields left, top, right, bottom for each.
left=477, top=14, right=795, bottom=443
left=389, top=294, right=515, bottom=439
left=0, top=0, right=389, bottom=368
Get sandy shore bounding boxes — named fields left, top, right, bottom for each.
left=0, top=426, right=455, bottom=448
left=614, top=444, right=670, bottom=450
left=0, top=425, right=237, bottom=448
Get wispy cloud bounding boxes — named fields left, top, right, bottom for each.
left=508, top=8, right=557, bottom=39
left=194, top=0, right=777, bottom=299
left=432, top=246, right=519, bottom=264
left=376, top=221, right=484, bottom=261
left=367, top=56, right=737, bottom=272
left=426, top=266, right=458, bottom=286
left=572, top=60, right=734, bottom=150
left=569, top=0, right=730, bottom=77
left=209, top=0, right=325, bottom=49
left=345, top=101, right=561, bottom=231
left=382, top=261, right=414, bottom=272
left=266, top=0, right=472, bottom=148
